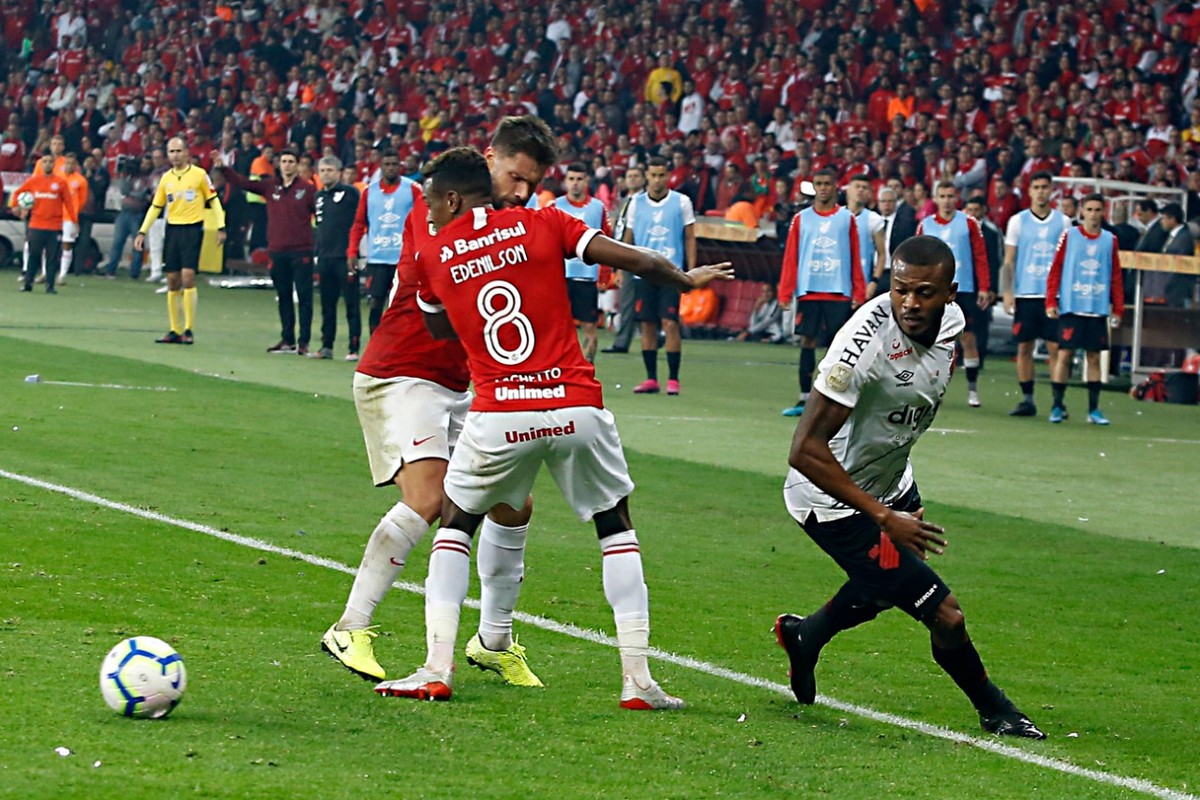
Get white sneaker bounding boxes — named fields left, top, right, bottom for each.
left=619, top=675, right=685, bottom=710
left=145, top=273, right=162, bottom=282
left=968, top=390, right=981, bottom=408
left=374, top=666, right=454, bottom=701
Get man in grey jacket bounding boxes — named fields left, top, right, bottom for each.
left=103, top=156, right=152, bottom=278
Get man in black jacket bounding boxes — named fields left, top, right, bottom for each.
left=312, top=156, right=362, bottom=360
left=965, top=194, right=1003, bottom=361
left=1136, top=199, right=1170, bottom=303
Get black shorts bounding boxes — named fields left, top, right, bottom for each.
left=633, top=278, right=680, bottom=323
left=163, top=222, right=203, bottom=272
left=1012, top=297, right=1057, bottom=343
left=365, top=263, right=396, bottom=300
left=955, top=292, right=983, bottom=335
left=794, top=299, right=852, bottom=342
left=798, top=486, right=951, bottom=622
left=1057, top=313, right=1109, bottom=352
left=567, top=279, right=599, bottom=323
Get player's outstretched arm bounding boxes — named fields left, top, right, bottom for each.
left=583, top=234, right=733, bottom=291
left=789, top=392, right=947, bottom=559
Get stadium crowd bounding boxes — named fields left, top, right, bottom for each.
left=4, top=0, right=1200, bottom=237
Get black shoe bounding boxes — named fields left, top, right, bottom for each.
left=46, top=286, right=57, bottom=294
left=1008, top=400, right=1037, bottom=417
left=20, top=284, right=32, bottom=292
left=601, top=346, right=628, bottom=354
left=181, top=329, right=194, bottom=345
left=774, top=614, right=819, bottom=704
left=266, top=341, right=298, bottom=354
left=980, top=707, right=1046, bottom=740
left=297, top=343, right=309, bottom=356
left=156, top=331, right=184, bottom=344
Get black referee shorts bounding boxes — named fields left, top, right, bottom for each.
left=798, top=486, right=951, bottom=622
left=163, top=222, right=204, bottom=272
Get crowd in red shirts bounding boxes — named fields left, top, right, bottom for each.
left=3, top=0, right=1200, bottom=228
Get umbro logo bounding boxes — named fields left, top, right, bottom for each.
left=895, top=370, right=914, bottom=386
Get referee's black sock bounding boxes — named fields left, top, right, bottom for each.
left=1019, top=380, right=1034, bottom=403
left=799, top=348, right=816, bottom=395
left=642, top=348, right=658, bottom=381
left=1087, top=381, right=1101, bottom=412
left=805, top=584, right=881, bottom=651
left=1051, top=382, right=1067, bottom=408
left=932, top=639, right=1009, bottom=715
left=666, top=351, right=681, bottom=381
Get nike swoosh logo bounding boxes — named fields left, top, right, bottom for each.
left=389, top=557, right=403, bottom=566
left=412, top=435, right=436, bottom=446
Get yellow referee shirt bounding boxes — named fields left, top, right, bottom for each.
left=139, top=165, right=226, bottom=232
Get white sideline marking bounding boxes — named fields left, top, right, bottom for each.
left=27, top=380, right=177, bottom=392
left=1, top=467, right=1194, bottom=800
left=622, top=414, right=728, bottom=422
left=1119, top=436, right=1200, bottom=446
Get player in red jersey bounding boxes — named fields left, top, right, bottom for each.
left=322, top=118, right=558, bottom=687
left=373, top=148, right=733, bottom=709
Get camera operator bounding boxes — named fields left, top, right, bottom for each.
left=103, top=154, right=152, bottom=278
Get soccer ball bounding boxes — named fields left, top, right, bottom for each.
left=99, top=637, right=187, bottom=719
left=16, top=191, right=34, bottom=209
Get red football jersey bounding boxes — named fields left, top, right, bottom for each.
left=356, top=192, right=472, bottom=392
left=414, top=206, right=603, bottom=412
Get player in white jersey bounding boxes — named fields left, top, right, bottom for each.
left=774, top=235, right=1045, bottom=740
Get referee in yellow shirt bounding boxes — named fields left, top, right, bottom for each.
left=134, top=137, right=226, bottom=345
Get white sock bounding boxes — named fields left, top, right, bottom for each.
left=424, top=528, right=472, bottom=672
left=338, top=502, right=429, bottom=631
left=476, top=517, right=527, bottom=651
left=601, top=531, right=651, bottom=682
left=59, top=249, right=71, bottom=279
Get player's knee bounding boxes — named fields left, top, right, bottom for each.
left=593, top=497, right=633, bottom=539
left=930, top=595, right=966, bottom=638
left=488, top=497, right=532, bottom=527
left=401, top=483, right=444, bottom=522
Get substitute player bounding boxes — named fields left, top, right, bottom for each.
left=774, top=235, right=1045, bottom=740
left=322, top=117, right=559, bottom=686
left=1000, top=171, right=1070, bottom=417
left=135, top=138, right=226, bottom=344
left=623, top=156, right=696, bottom=395
left=374, top=147, right=733, bottom=707
left=52, top=151, right=88, bottom=286
left=10, top=150, right=77, bottom=294
left=347, top=148, right=423, bottom=336
left=917, top=180, right=992, bottom=407
left=845, top=173, right=887, bottom=294
left=1045, top=194, right=1123, bottom=425
left=777, top=168, right=864, bottom=417
left=555, top=162, right=610, bottom=363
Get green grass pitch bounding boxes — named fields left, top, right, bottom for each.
left=1, top=278, right=1197, bottom=799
